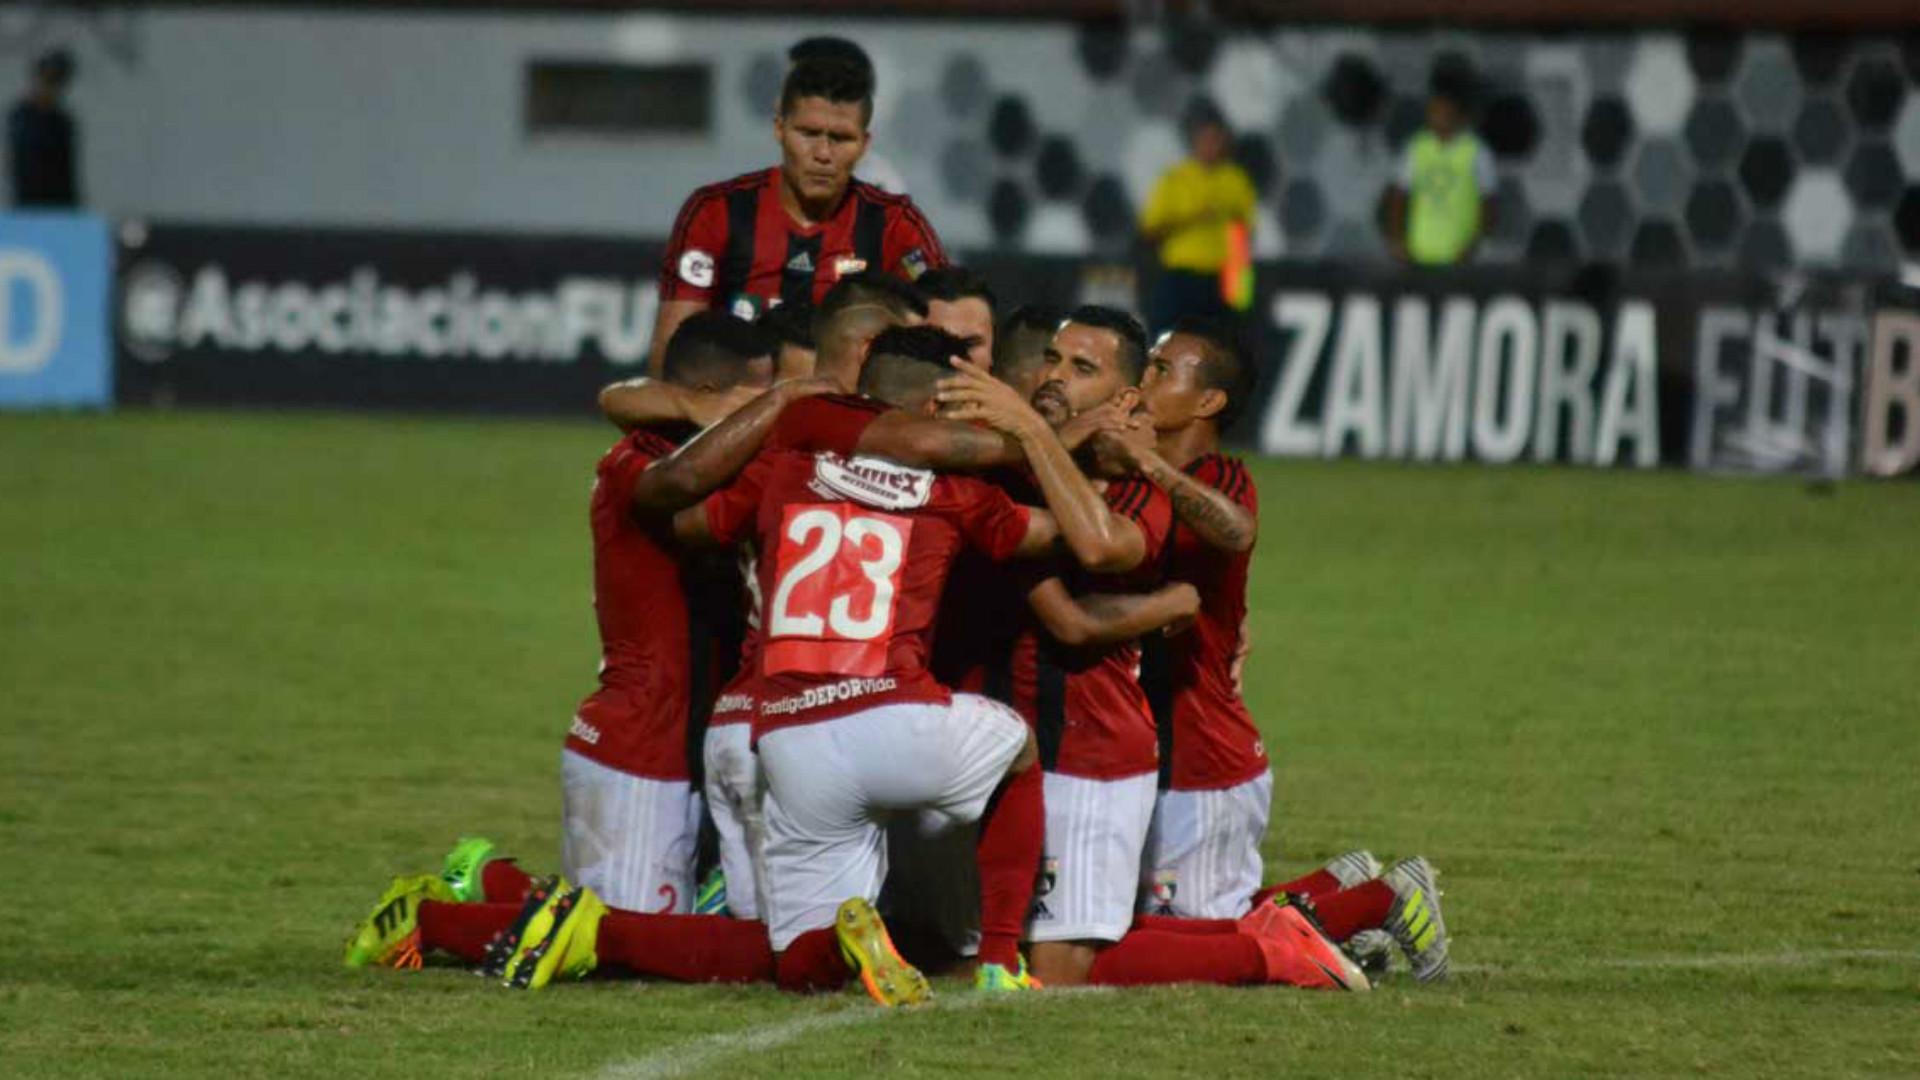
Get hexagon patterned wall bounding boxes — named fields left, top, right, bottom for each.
left=865, top=26, right=1920, bottom=270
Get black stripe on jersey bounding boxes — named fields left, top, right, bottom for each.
left=1113, top=478, right=1151, bottom=521
left=1139, top=632, right=1175, bottom=790
left=851, top=196, right=886, bottom=267
left=1228, top=461, right=1253, bottom=503
left=717, top=185, right=760, bottom=302
left=780, top=232, right=822, bottom=309
left=1035, top=650, right=1067, bottom=772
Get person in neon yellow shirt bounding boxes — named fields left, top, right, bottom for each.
left=1382, top=69, right=1496, bottom=265
left=1140, top=99, right=1257, bottom=331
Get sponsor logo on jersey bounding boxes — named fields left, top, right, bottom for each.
left=568, top=715, right=601, bottom=745
left=832, top=255, right=867, bottom=279
left=785, top=251, right=814, bottom=274
left=899, top=248, right=928, bottom=280
left=809, top=452, right=933, bottom=511
left=678, top=249, right=715, bottom=288
left=713, top=692, right=754, bottom=716
left=760, top=676, right=899, bottom=717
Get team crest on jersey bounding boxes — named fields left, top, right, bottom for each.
left=808, top=453, right=933, bottom=511
left=678, top=249, right=715, bottom=288
left=832, top=255, right=868, bottom=280
left=899, top=248, right=928, bottom=280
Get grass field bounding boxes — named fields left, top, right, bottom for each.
left=2, top=409, right=1917, bottom=1078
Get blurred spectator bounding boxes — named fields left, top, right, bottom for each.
left=1139, top=98, right=1256, bottom=333
left=1382, top=67, right=1494, bottom=265
left=7, top=49, right=81, bottom=209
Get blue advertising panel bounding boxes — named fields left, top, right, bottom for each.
left=0, top=213, right=112, bottom=408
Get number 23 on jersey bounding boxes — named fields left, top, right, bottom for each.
left=763, top=504, right=914, bottom=676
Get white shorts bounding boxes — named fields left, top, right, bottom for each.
left=1139, top=772, right=1274, bottom=919
left=559, top=748, right=700, bottom=913
left=882, top=811, right=981, bottom=958
left=701, top=721, right=766, bottom=920
left=756, top=694, right=1028, bottom=951
left=1026, top=770, right=1158, bottom=944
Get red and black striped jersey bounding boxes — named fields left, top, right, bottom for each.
left=1140, top=453, right=1267, bottom=790
left=659, top=167, right=947, bottom=319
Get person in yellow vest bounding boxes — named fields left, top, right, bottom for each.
left=1382, top=69, right=1496, bottom=266
left=1140, top=99, right=1258, bottom=332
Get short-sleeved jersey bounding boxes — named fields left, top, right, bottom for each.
left=707, top=433, right=1031, bottom=739
left=1140, top=454, right=1267, bottom=790
left=570, top=426, right=737, bottom=781
left=992, top=475, right=1176, bottom=781
left=660, top=167, right=947, bottom=320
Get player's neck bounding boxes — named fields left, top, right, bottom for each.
left=1157, top=423, right=1219, bottom=471
left=776, top=170, right=844, bottom=228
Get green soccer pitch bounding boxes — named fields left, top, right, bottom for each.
left=2, top=409, right=1916, bottom=1078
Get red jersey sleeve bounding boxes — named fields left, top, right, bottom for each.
left=944, top=477, right=1033, bottom=562
left=1106, top=475, right=1174, bottom=564
left=1191, top=454, right=1258, bottom=515
left=770, top=395, right=885, bottom=456
left=703, top=454, right=771, bottom=546
left=600, top=430, right=673, bottom=500
left=881, top=196, right=948, bottom=281
left=659, top=188, right=729, bottom=304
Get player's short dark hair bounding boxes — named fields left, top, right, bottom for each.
left=914, top=266, right=996, bottom=313
left=1061, top=304, right=1149, bottom=384
left=756, top=302, right=815, bottom=351
left=780, top=56, right=875, bottom=126
left=858, top=325, right=969, bottom=405
left=1164, top=314, right=1258, bottom=428
left=1429, top=58, right=1477, bottom=110
left=991, top=304, right=1063, bottom=381
left=814, top=271, right=928, bottom=345
left=661, top=311, right=774, bottom=389
left=787, top=37, right=873, bottom=80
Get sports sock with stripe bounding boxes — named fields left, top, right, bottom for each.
left=974, top=764, right=1044, bottom=969
left=1086, top=929, right=1265, bottom=986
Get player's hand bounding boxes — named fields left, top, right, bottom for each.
left=1056, top=395, right=1136, bottom=452
left=1161, top=582, right=1202, bottom=637
left=682, top=383, right=765, bottom=428
left=934, top=357, right=1046, bottom=437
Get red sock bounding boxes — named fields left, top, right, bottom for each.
left=1312, top=881, right=1396, bottom=941
left=1265, top=868, right=1343, bottom=900
left=974, top=766, right=1044, bottom=969
left=775, top=927, right=850, bottom=993
left=481, top=859, right=536, bottom=903
left=417, top=900, right=519, bottom=963
left=596, top=913, right=772, bottom=983
left=1130, top=914, right=1238, bottom=935
left=1087, top=930, right=1265, bottom=986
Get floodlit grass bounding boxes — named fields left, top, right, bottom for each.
left=2, top=409, right=1916, bottom=1078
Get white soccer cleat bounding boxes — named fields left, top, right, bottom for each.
left=1323, top=850, right=1384, bottom=890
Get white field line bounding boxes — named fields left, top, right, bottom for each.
left=589, top=950, right=1918, bottom=1078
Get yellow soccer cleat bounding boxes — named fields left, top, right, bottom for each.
left=343, top=874, right=457, bottom=970
left=835, top=897, right=931, bottom=1007
left=502, top=883, right=608, bottom=990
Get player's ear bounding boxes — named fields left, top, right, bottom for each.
left=1194, top=388, right=1229, bottom=421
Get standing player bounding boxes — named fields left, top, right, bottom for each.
left=648, top=56, right=945, bottom=372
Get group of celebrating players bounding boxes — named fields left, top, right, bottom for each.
left=341, top=40, right=1449, bottom=1004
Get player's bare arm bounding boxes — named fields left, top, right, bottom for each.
left=852, top=409, right=1024, bottom=471
left=668, top=500, right=718, bottom=548
left=1026, top=577, right=1200, bottom=649
left=631, top=378, right=837, bottom=514
left=598, top=377, right=762, bottom=432
left=646, top=300, right=707, bottom=376
left=936, top=358, right=1146, bottom=573
left=1133, top=446, right=1257, bottom=553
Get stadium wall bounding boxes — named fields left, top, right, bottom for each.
left=16, top=8, right=1920, bottom=269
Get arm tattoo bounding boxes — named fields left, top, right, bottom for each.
left=1151, top=460, right=1255, bottom=552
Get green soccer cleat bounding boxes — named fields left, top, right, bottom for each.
left=693, top=867, right=728, bottom=916
left=439, top=836, right=497, bottom=903
left=501, top=883, right=608, bottom=990
left=973, top=958, right=1042, bottom=993
left=835, top=897, right=931, bottom=1007
left=1382, top=856, right=1450, bottom=982
left=343, top=874, right=456, bottom=970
